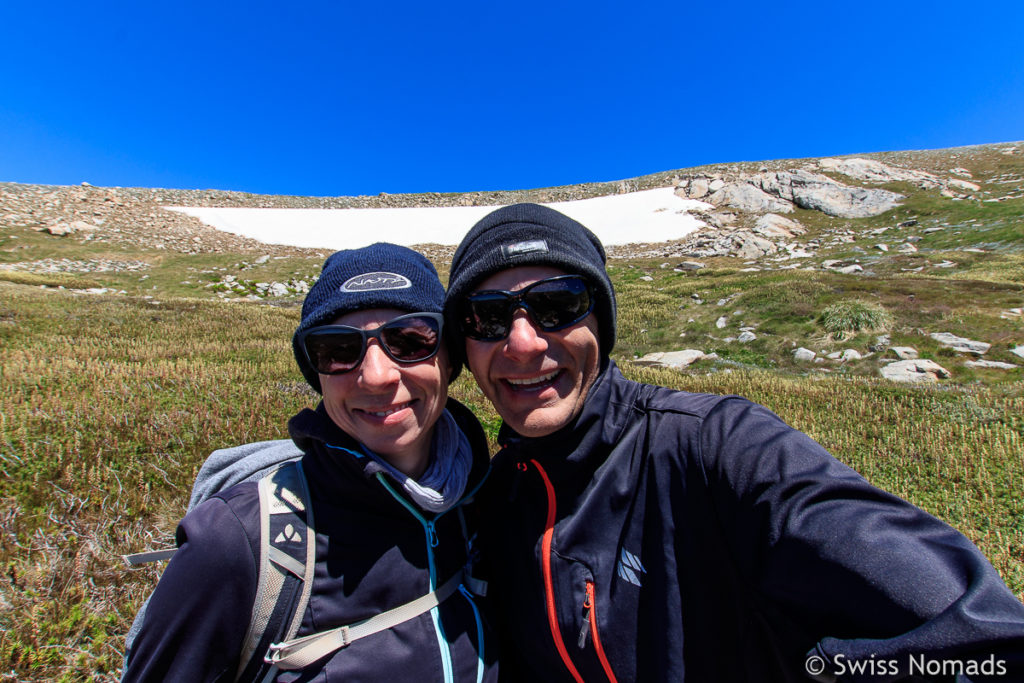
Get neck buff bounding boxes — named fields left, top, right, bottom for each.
left=364, top=409, right=472, bottom=513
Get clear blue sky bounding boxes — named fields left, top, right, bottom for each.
left=1, top=1, right=1022, bottom=196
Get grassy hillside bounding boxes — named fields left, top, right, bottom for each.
left=1, top=143, right=1022, bottom=681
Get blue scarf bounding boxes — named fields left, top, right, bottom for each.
left=365, top=409, right=472, bottom=513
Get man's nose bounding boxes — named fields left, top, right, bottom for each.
left=504, top=309, right=548, bottom=358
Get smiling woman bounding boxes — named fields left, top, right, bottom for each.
left=121, top=243, right=497, bottom=682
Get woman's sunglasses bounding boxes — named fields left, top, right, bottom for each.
left=458, top=275, right=594, bottom=341
left=298, top=312, right=444, bottom=375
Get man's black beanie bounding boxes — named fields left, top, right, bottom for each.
left=445, top=203, right=616, bottom=356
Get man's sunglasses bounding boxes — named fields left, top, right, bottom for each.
left=298, top=312, right=444, bottom=375
left=458, top=275, right=594, bottom=341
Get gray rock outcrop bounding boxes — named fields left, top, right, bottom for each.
left=930, top=332, right=990, bottom=355
left=880, top=359, right=951, bottom=383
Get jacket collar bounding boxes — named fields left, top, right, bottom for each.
left=497, top=359, right=638, bottom=479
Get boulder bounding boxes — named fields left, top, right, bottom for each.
left=889, top=346, right=918, bottom=360
left=716, top=316, right=728, bottom=329
left=793, top=347, right=816, bottom=362
left=738, top=331, right=756, bottom=343
left=707, top=183, right=794, bottom=213
left=880, top=359, right=951, bottom=383
left=753, top=213, right=805, bottom=238
left=930, top=332, right=990, bottom=355
left=1012, top=345, right=1024, bottom=359
left=754, top=170, right=905, bottom=218
left=817, top=158, right=943, bottom=188
left=634, top=350, right=709, bottom=369
left=732, top=232, right=776, bottom=259
left=964, top=360, right=1018, bottom=370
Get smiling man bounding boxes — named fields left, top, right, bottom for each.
left=444, top=203, right=1024, bottom=682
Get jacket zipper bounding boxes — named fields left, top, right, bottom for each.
left=376, top=474, right=455, bottom=683
left=529, top=459, right=618, bottom=683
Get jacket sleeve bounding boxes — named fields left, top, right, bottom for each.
left=122, top=496, right=258, bottom=683
left=699, top=397, right=1024, bottom=680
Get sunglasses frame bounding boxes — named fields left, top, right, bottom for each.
left=459, top=274, right=594, bottom=341
left=298, top=312, right=444, bottom=375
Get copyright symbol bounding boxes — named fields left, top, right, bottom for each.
left=805, top=655, right=826, bottom=676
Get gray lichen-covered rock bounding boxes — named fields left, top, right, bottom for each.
left=880, top=359, right=951, bottom=383
left=964, top=360, right=1018, bottom=370
left=889, top=347, right=919, bottom=360
left=707, top=183, right=795, bottom=213
left=818, top=158, right=943, bottom=188
left=793, top=347, right=816, bottom=362
left=633, top=350, right=711, bottom=368
left=930, top=332, right=990, bottom=355
left=753, top=213, right=805, bottom=238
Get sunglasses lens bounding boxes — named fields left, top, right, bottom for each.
left=462, top=276, right=592, bottom=340
left=304, top=330, right=364, bottom=374
left=380, top=316, right=442, bottom=361
left=527, top=278, right=591, bottom=329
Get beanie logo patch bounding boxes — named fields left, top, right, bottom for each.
left=340, top=272, right=412, bottom=292
left=501, top=239, right=549, bottom=259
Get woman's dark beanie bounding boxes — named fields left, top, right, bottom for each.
left=445, top=203, right=616, bottom=357
left=293, top=243, right=458, bottom=393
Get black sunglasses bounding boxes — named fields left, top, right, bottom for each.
left=298, top=312, right=444, bottom=375
left=458, top=275, right=594, bottom=341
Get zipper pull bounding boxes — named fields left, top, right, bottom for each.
left=578, top=583, right=594, bottom=648
left=426, top=520, right=439, bottom=548
left=510, top=460, right=527, bottom=502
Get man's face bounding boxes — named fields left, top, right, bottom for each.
left=464, top=266, right=601, bottom=438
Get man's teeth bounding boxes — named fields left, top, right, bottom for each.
left=507, top=370, right=559, bottom=386
left=367, top=403, right=409, bottom=417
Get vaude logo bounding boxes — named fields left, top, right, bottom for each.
left=501, top=239, right=549, bottom=259
left=617, top=548, right=647, bottom=587
left=340, top=272, right=412, bottom=292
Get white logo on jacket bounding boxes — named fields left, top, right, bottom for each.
left=617, top=548, right=646, bottom=587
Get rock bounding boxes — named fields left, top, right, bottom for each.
left=947, top=179, right=980, bottom=192
left=634, top=350, right=708, bottom=369
left=890, top=346, right=918, bottom=360
left=897, top=219, right=918, bottom=228
left=676, top=261, right=705, bottom=271
left=716, top=316, right=728, bottom=329
left=838, top=349, right=862, bottom=361
left=707, top=183, right=795, bottom=213
left=753, top=169, right=905, bottom=218
left=255, top=255, right=271, bottom=264
left=836, top=264, right=864, bottom=275
left=897, top=242, right=918, bottom=253
left=793, top=347, right=816, bottom=362
left=818, top=158, right=943, bottom=188
left=875, top=244, right=889, bottom=252
left=268, top=282, right=290, bottom=297
left=733, top=232, right=776, bottom=259
left=1012, top=345, right=1024, bottom=359
left=639, top=275, right=654, bottom=282
left=880, top=359, right=951, bottom=383
left=930, top=332, right=990, bottom=355
left=753, top=213, right=805, bottom=238
left=964, top=360, right=1018, bottom=370
left=949, top=168, right=972, bottom=177
left=738, top=331, right=756, bottom=343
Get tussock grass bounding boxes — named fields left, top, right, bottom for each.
left=819, top=300, right=894, bottom=339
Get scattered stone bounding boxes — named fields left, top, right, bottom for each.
left=753, top=213, right=805, bottom=238
left=964, top=360, right=1018, bottom=370
left=639, top=275, right=654, bottom=282
left=934, top=260, right=956, bottom=268
left=897, top=219, right=918, bottom=228
left=793, top=347, right=816, bottom=362
left=930, top=332, right=990, bottom=355
left=835, top=264, right=864, bottom=275
left=947, top=179, right=981, bottom=192
left=634, top=350, right=710, bottom=369
left=897, top=242, right=918, bottom=253
left=880, top=359, right=951, bottom=383
left=676, top=261, right=705, bottom=271
left=875, top=244, right=889, bottom=252
left=268, top=282, right=290, bottom=297
left=949, top=168, right=972, bottom=178
left=255, top=255, right=270, bottom=264
left=1010, top=345, right=1024, bottom=359
left=890, top=346, right=918, bottom=360
left=738, top=331, right=756, bottom=343
left=716, top=316, right=728, bottom=329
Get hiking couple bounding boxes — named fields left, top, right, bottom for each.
left=124, top=204, right=1024, bottom=682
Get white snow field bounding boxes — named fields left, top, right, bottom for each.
left=167, top=188, right=710, bottom=250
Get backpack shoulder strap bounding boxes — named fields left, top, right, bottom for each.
left=235, top=459, right=316, bottom=682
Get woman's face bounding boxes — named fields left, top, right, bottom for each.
left=319, top=308, right=449, bottom=478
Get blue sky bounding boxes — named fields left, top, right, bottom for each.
left=1, top=1, right=1021, bottom=196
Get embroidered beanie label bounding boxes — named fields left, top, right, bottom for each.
left=340, top=272, right=412, bottom=292
left=501, top=239, right=549, bottom=259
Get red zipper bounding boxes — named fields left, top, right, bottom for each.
left=529, top=459, right=617, bottom=683
left=531, top=459, right=585, bottom=683
left=584, top=580, right=618, bottom=683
